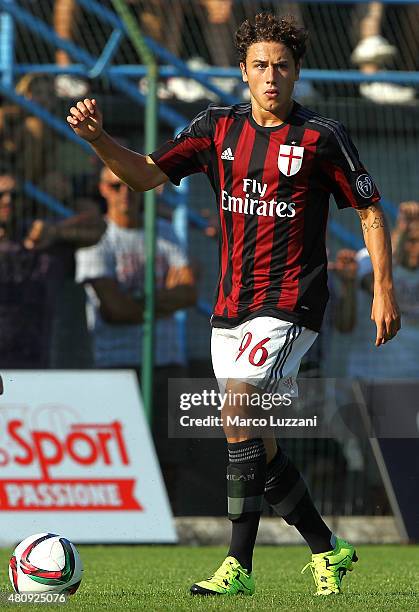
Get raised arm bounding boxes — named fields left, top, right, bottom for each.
left=67, top=98, right=169, bottom=191
left=357, top=203, right=401, bottom=346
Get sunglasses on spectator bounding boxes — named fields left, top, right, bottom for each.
left=105, top=182, right=126, bottom=192
left=0, top=189, right=18, bottom=199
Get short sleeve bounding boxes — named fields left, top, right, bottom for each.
left=321, top=123, right=380, bottom=210
left=75, top=234, right=116, bottom=284
left=150, top=106, right=213, bottom=186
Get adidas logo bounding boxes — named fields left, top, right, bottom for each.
left=221, top=147, right=235, bottom=161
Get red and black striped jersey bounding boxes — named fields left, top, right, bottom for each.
left=150, top=101, right=380, bottom=331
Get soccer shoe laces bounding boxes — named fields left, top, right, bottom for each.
left=207, top=558, right=239, bottom=588
left=301, top=556, right=340, bottom=594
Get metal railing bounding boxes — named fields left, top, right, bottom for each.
left=0, top=0, right=415, bottom=350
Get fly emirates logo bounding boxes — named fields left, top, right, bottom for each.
left=221, top=179, right=296, bottom=218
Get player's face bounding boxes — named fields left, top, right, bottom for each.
left=240, top=42, right=300, bottom=122
left=0, top=175, right=16, bottom=225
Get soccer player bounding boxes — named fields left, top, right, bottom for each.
left=67, top=12, right=400, bottom=597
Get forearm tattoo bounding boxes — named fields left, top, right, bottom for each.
left=357, top=205, right=385, bottom=232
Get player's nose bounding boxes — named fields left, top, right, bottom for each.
left=265, top=65, right=276, bottom=83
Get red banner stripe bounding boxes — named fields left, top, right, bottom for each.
left=0, top=479, right=142, bottom=512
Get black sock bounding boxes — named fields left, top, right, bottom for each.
left=294, top=509, right=334, bottom=554
left=228, top=514, right=261, bottom=574
left=227, top=438, right=267, bottom=573
left=264, top=448, right=333, bottom=554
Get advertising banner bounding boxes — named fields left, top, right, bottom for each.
left=0, top=371, right=177, bottom=544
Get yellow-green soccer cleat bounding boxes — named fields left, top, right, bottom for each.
left=190, top=556, right=255, bottom=596
left=301, top=537, right=358, bottom=596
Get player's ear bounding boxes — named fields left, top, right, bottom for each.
left=240, top=62, right=248, bottom=83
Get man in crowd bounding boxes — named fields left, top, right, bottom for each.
left=0, top=167, right=104, bottom=369
left=75, top=167, right=197, bottom=509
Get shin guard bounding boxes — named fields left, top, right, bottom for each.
left=227, top=438, right=267, bottom=521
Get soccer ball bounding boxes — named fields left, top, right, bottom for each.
left=9, top=533, right=83, bottom=594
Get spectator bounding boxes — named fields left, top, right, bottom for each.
left=391, top=200, right=419, bottom=257
left=0, top=73, right=73, bottom=198
left=53, top=0, right=89, bottom=98
left=76, top=167, right=197, bottom=367
left=0, top=167, right=105, bottom=369
left=329, top=248, right=358, bottom=334
left=351, top=3, right=415, bottom=104
left=135, top=0, right=235, bottom=66
left=135, top=0, right=237, bottom=101
left=75, top=167, right=197, bottom=511
left=301, top=249, right=358, bottom=376
left=199, top=0, right=236, bottom=67
left=133, top=0, right=185, bottom=59
left=348, top=201, right=419, bottom=379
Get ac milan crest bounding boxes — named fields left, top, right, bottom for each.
left=278, top=144, right=304, bottom=177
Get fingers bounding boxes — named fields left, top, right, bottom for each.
left=67, top=98, right=97, bottom=125
left=375, top=315, right=401, bottom=346
left=68, top=106, right=84, bottom=122
left=85, top=98, right=96, bottom=113
left=385, top=315, right=401, bottom=343
left=67, top=115, right=78, bottom=126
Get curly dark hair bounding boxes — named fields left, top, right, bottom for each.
left=235, top=13, right=308, bottom=66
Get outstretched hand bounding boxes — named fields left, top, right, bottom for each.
left=67, top=98, right=103, bottom=142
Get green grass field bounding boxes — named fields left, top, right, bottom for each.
left=1, top=545, right=418, bottom=611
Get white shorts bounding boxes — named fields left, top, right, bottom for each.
left=211, top=317, right=318, bottom=397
